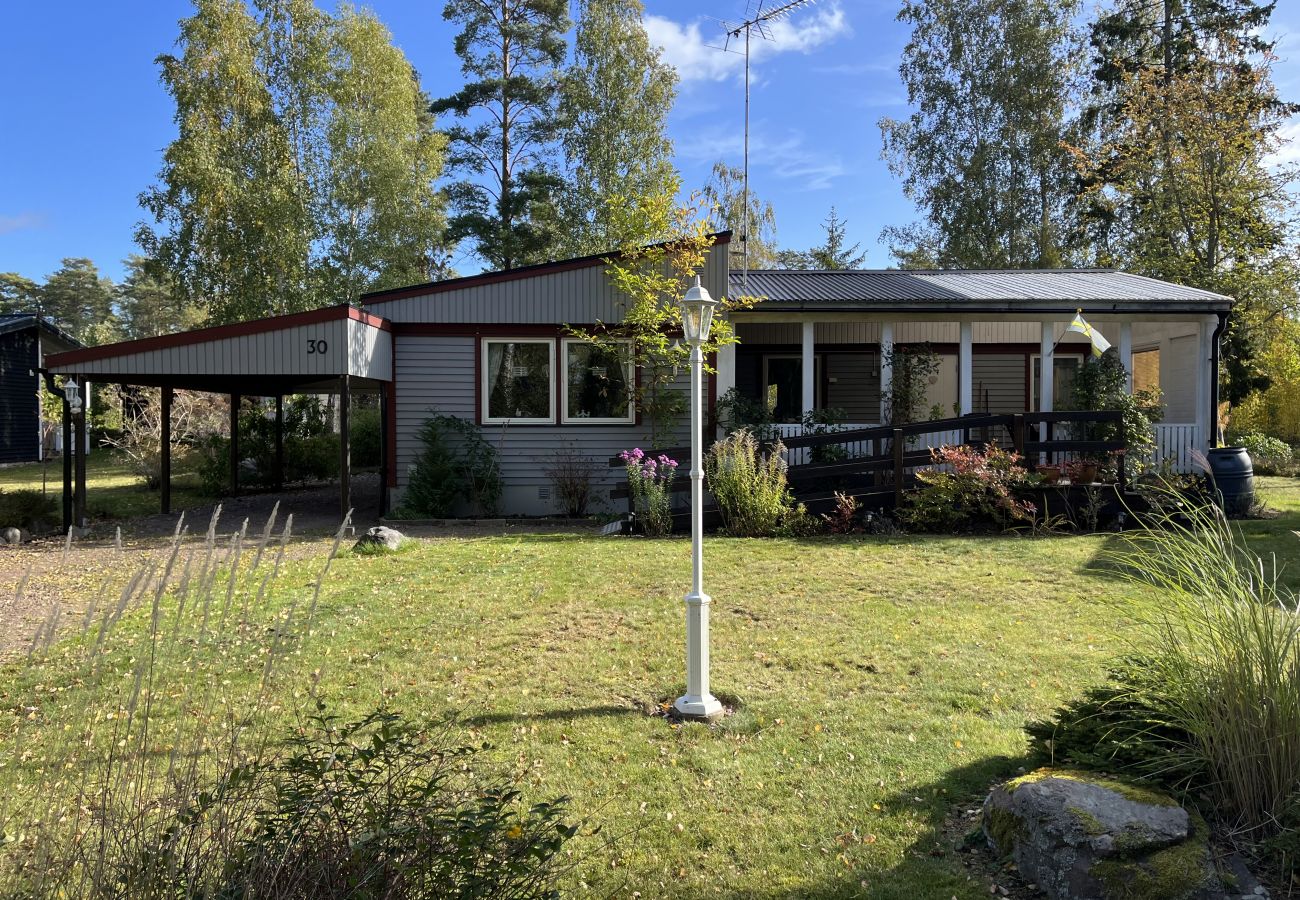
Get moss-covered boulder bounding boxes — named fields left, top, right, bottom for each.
left=983, top=768, right=1225, bottom=900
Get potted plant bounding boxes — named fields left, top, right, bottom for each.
left=1035, top=464, right=1062, bottom=485
left=1065, top=459, right=1099, bottom=484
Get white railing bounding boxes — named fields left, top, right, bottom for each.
left=773, top=423, right=876, bottom=466
left=1150, top=424, right=1203, bottom=473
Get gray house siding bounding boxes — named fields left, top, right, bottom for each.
left=825, top=353, right=880, bottom=422
left=971, top=354, right=1026, bottom=414
left=366, top=243, right=730, bottom=327
left=392, top=333, right=690, bottom=516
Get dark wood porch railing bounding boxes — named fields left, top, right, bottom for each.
left=608, top=410, right=1129, bottom=528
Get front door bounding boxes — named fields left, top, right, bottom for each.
left=763, top=355, right=820, bottom=423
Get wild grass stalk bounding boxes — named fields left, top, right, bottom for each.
left=0, top=504, right=331, bottom=896
left=1109, top=495, right=1300, bottom=837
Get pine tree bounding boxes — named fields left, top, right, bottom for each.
left=431, top=0, right=569, bottom=270
left=557, top=0, right=678, bottom=256
left=0, top=273, right=40, bottom=316
left=39, top=259, right=118, bottom=343
left=778, top=207, right=868, bottom=270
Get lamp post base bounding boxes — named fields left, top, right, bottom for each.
left=673, top=693, right=724, bottom=722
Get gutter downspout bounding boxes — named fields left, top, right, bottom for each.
left=1210, top=311, right=1228, bottom=448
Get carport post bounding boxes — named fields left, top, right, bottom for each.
left=339, top=375, right=351, bottom=523
left=74, top=408, right=86, bottom=528
left=378, top=384, right=389, bottom=517
left=229, top=393, right=241, bottom=496
left=161, top=386, right=173, bottom=515
left=274, top=395, right=285, bottom=490
left=61, top=397, right=72, bottom=534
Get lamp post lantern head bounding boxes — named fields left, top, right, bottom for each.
left=63, top=379, right=82, bottom=416
left=680, top=276, right=718, bottom=346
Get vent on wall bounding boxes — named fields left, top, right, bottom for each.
left=538, top=487, right=551, bottom=501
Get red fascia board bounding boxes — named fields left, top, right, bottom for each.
left=360, top=231, right=734, bottom=307
left=47, top=304, right=390, bottom=367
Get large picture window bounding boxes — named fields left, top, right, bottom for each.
left=482, top=339, right=554, bottom=424
left=562, top=339, right=634, bottom=424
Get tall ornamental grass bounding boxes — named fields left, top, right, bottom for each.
left=0, top=507, right=578, bottom=898
left=1108, top=497, right=1300, bottom=837
left=705, top=430, right=794, bottom=537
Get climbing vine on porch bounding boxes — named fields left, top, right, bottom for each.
left=883, top=343, right=941, bottom=426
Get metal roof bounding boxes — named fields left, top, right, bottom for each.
left=0, top=313, right=82, bottom=348
left=730, top=269, right=1233, bottom=312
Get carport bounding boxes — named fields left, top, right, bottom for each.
left=45, top=304, right=393, bottom=528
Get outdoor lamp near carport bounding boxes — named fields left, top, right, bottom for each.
left=675, top=277, right=723, bottom=722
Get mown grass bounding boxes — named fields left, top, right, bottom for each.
left=0, top=450, right=208, bottom=521
left=0, top=478, right=1296, bottom=898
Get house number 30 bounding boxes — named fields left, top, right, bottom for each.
left=307, top=339, right=328, bottom=354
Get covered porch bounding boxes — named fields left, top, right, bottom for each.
left=720, top=270, right=1231, bottom=472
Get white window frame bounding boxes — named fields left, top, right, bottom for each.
left=1030, top=352, right=1083, bottom=411
left=481, top=337, right=556, bottom=425
left=560, top=338, right=636, bottom=425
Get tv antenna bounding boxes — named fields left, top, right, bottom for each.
left=717, top=0, right=817, bottom=289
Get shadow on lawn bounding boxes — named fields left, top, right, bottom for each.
left=461, top=703, right=642, bottom=727
left=665, top=754, right=1027, bottom=900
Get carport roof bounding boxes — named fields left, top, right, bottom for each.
left=45, top=304, right=392, bottom=394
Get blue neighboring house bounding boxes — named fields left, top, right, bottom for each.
left=0, top=314, right=81, bottom=464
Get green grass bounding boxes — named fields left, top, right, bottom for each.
left=0, top=450, right=208, bottom=521
left=1, top=477, right=1297, bottom=898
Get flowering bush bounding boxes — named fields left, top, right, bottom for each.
left=705, top=430, right=797, bottom=537
left=620, top=448, right=678, bottom=536
left=901, top=444, right=1037, bottom=532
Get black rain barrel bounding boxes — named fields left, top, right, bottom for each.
left=1208, top=447, right=1255, bottom=516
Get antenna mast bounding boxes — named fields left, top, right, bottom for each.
left=721, top=0, right=816, bottom=290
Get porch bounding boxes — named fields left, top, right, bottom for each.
left=720, top=303, right=1222, bottom=473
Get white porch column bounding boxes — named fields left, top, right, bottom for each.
left=801, top=319, right=815, bottom=417
left=715, top=339, right=736, bottom=403
left=1196, top=318, right=1212, bottom=450
left=1119, top=322, right=1133, bottom=391
left=958, top=321, right=973, bottom=416
left=1039, top=323, right=1054, bottom=412
left=879, top=322, right=894, bottom=424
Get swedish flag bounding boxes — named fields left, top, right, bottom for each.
left=1066, top=309, right=1111, bottom=357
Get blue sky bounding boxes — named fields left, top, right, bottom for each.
left=2, top=0, right=1298, bottom=286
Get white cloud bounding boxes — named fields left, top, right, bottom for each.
left=1266, top=120, right=1300, bottom=169
left=0, top=212, right=47, bottom=236
left=679, top=126, right=847, bottom=190
left=645, top=5, right=851, bottom=84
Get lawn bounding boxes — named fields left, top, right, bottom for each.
left=0, top=450, right=208, bottom=520
left=0, top=478, right=1296, bottom=898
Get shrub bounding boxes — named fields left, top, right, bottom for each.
left=1103, top=496, right=1300, bottom=840
left=1068, top=349, right=1163, bottom=465
left=619, top=448, right=678, bottom=536
left=820, top=491, right=863, bottom=534
left=1231, top=430, right=1294, bottom=475
left=402, top=415, right=502, bottom=517
left=117, top=706, right=578, bottom=900
left=0, top=488, right=58, bottom=532
left=715, top=387, right=777, bottom=441
left=545, top=446, right=597, bottom=517
left=801, top=407, right=849, bottom=463
left=900, top=444, right=1036, bottom=532
left=705, top=430, right=796, bottom=537
left=349, top=405, right=382, bottom=469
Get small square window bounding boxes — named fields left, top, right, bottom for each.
left=562, top=340, right=634, bottom=424
left=482, top=339, right=555, bottom=424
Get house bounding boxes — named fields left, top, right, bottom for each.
left=0, top=314, right=81, bottom=465
left=45, top=234, right=1232, bottom=520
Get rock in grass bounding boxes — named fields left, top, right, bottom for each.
left=1, top=527, right=22, bottom=545
left=353, top=526, right=404, bottom=553
left=983, top=768, right=1226, bottom=900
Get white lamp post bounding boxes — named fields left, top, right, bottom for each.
left=675, top=276, right=723, bottom=721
